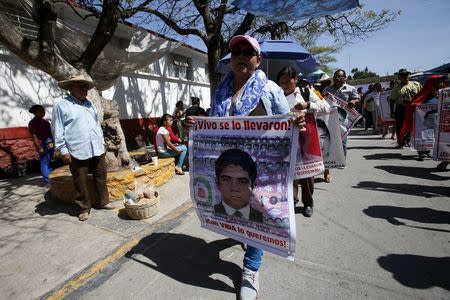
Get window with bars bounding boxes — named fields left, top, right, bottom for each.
left=168, top=54, right=192, bottom=80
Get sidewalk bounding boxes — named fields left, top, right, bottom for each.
left=0, top=171, right=192, bottom=299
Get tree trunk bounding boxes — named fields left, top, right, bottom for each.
left=88, top=89, right=131, bottom=172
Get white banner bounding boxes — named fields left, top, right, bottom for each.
left=325, top=94, right=362, bottom=138
left=434, top=88, right=450, bottom=160
left=379, top=91, right=395, bottom=123
left=189, top=115, right=299, bottom=259
left=316, top=108, right=346, bottom=168
left=412, top=104, right=437, bottom=151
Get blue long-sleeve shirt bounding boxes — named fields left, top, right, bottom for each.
left=51, top=95, right=105, bottom=160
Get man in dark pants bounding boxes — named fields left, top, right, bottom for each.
left=214, top=149, right=263, bottom=223
left=389, top=68, right=422, bottom=148
left=52, top=74, right=115, bottom=221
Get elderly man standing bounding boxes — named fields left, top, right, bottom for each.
left=52, top=74, right=114, bottom=222
left=389, top=68, right=422, bottom=148
left=323, top=69, right=360, bottom=158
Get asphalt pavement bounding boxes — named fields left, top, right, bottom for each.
left=0, top=128, right=449, bottom=299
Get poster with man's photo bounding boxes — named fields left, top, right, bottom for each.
left=379, top=91, right=395, bottom=123
left=433, top=88, right=450, bottom=160
left=189, top=115, right=299, bottom=259
left=412, top=104, right=437, bottom=151
left=316, top=108, right=345, bottom=168
left=325, top=93, right=362, bottom=138
left=294, top=112, right=324, bottom=179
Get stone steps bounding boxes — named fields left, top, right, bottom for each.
left=49, top=157, right=175, bottom=204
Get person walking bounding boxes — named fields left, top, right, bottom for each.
left=186, top=35, right=306, bottom=300
left=52, top=74, right=115, bottom=222
left=323, top=69, right=360, bottom=159
left=389, top=68, right=422, bottom=148
left=28, top=104, right=54, bottom=186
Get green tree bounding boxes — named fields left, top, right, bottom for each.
left=351, top=67, right=378, bottom=79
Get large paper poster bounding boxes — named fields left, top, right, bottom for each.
left=189, top=115, right=299, bottom=259
left=294, top=112, right=324, bottom=179
left=316, top=108, right=345, bottom=168
left=412, top=104, right=437, bottom=151
left=325, top=93, right=362, bottom=138
left=434, top=88, right=450, bottom=160
left=379, top=91, right=395, bottom=123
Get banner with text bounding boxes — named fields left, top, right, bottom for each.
left=316, top=108, right=346, bottom=168
left=412, top=104, right=437, bottom=151
left=379, top=91, right=395, bottom=124
left=434, top=88, right=450, bottom=160
left=325, top=93, right=362, bottom=138
left=294, top=112, right=324, bottom=179
left=189, top=115, right=299, bottom=259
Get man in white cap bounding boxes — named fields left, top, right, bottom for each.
left=52, top=74, right=114, bottom=221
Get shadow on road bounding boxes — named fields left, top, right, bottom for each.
left=34, top=191, right=78, bottom=217
left=375, top=165, right=450, bottom=181
left=348, top=146, right=396, bottom=150
left=126, top=233, right=242, bottom=295
left=353, top=181, right=450, bottom=198
left=378, top=254, right=450, bottom=290
left=363, top=205, right=450, bottom=229
left=363, top=153, right=418, bottom=160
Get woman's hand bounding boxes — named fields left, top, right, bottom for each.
left=292, top=111, right=306, bottom=132
left=184, top=116, right=196, bottom=129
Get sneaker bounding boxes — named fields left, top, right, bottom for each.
left=240, top=267, right=259, bottom=300
left=78, top=212, right=89, bottom=221
left=175, top=166, right=185, bottom=175
left=304, top=206, right=313, bottom=217
left=96, top=203, right=115, bottom=210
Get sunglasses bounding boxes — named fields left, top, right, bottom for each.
left=231, top=48, right=257, bottom=57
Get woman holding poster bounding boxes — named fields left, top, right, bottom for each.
left=277, top=66, right=325, bottom=217
left=187, top=35, right=305, bottom=300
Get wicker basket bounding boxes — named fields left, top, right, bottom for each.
left=124, top=191, right=160, bottom=220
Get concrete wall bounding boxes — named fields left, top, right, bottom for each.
left=0, top=44, right=210, bottom=175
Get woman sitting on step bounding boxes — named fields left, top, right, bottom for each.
left=155, top=114, right=187, bottom=175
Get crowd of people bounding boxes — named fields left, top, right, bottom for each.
left=26, top=33, right=448, bottom=300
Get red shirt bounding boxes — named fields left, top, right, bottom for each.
left=28, top=118, right=52, bottom=143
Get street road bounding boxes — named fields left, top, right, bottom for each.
left=68, top=129, right=450, bottom=300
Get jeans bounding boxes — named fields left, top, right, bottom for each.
left=342, top=136, right=348, bottom=158
left=159, top=145, right=187, bottom=168
left=243, top=245, right=263, bottom=271
left=40, top=144, right=53, bottom=184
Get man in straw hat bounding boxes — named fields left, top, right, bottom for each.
left=52, top=74, right=115, bottom=221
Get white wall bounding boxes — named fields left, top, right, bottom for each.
left=0, top=44, right=210, bottom=128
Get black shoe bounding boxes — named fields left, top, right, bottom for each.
left=304, top=206, right=313, bottom=217
left=417, top=155, right=424, bottom=161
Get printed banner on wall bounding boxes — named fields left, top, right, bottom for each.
left=189, top=115, right=299, bottom=259
left=434, top=88, right=450, bottom=160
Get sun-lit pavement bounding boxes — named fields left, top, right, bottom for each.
left=0, top=128, right=448, bottom=299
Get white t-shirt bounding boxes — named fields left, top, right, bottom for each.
left=156, top=127, right=169, bottom=154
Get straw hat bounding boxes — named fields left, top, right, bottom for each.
left=58, top=74, right=95, bottom=90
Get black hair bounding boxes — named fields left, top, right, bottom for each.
left=29, top=104, right=44, bottom=114
left=316, top=118, right=330, bottom=138
left=191, top=97, right=200, bottom=106
left=333, top=69, right=346, bottom=78
left=157, top=113, right=172, bottom=127
left=215, top=148, right=257, bottom=188
left=276, top=66, right=298, bottom=83
left=337, top=107, right=348, bottom=120
left=424, top=109, right=438, bottom=119
left=175, top=100, right=184, bottom=107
